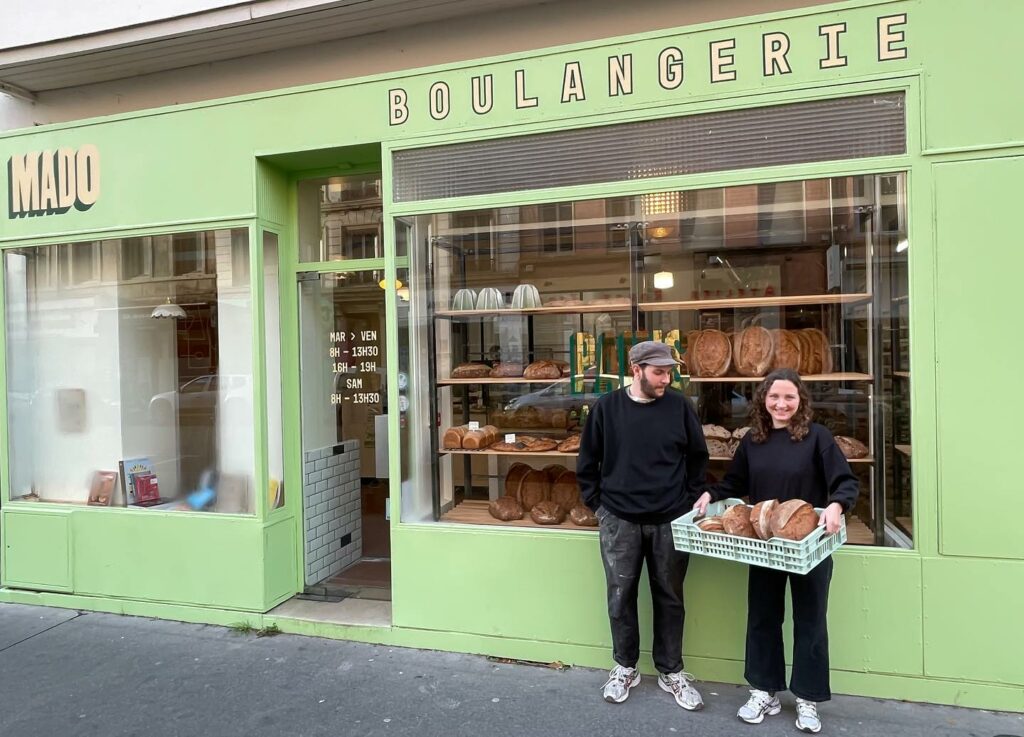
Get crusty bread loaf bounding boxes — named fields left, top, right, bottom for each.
left=703, top=424, right=732, bottom=442
left=697, top=517, right=725, bottom=532
left=771, top=330, right=802, bottom=372
left=505, top=463, right=531, bottom=499
left=706, top=438, right=732, bottom=458
left=461, top=430, right=487, bottom=449
left=488, top=496, right=524, bottom=521
left=722, top=504, right=757, bottom=538
left=685, top=331, right=703, bottom=375
left=530, top=499, right=567, bottom=525
left=490, top=362, right=524, bottom=378
left=732, top=426, right=751, bottom=441
left=542, top=464, right=567, bottom=483
left=805, top=328, right=831, bottom=374
left=734, top=326, right=774, bottom=377
left=769, top=499, right=819, bottom=540
left=834, top=435, right=869, bottom=459
left=569, top=503, right=598, bottom=526
left=442, top=425, right=468, bottom=449
left=450, top=362, right=493, bottom=378
left=693, top=330, right=732, bottom=377
left=556, top=435, right=581, bottom=453
left=795, top=331, right=816, bottom=375
left=550, top=474, right=580, bottom=514
left=523, top=360, right=562, bottom=379
left=517, top=469, right=550, bottom=510
left=524, top=437, right=559, bottom=452
left=751, top=499, right=778, bottom=540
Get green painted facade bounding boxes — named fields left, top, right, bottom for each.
left=1, top=0, right=1022, bottom=711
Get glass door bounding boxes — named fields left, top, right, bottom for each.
left=297, top=270, right=391, bottom=600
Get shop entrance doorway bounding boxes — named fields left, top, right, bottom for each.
left=296, top=269, right=391, bottom=602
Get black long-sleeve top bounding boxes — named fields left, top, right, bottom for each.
left=577, top=387, right=709, bottom=524
left=707, top=423, right=859, bottom=512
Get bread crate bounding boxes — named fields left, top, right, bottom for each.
left=671, top=498, right=845, bottom=574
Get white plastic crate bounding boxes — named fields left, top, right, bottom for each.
left=671, top=498, right=846, bottom=574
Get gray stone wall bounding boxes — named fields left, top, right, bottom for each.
left=303, top=440, right=362, bottom=586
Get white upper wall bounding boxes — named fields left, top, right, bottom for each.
left=0, top=0, right=831, bottom=132
left=0, top=1, right=247, bottom=48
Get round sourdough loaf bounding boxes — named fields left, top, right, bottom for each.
left=769, top=499, right=819, bottom=540
left=750, top=499, right=778, bottom=540
left=530, top=500, right=566, bottom=525
left=550, top=471, right=580, bottom=513
left=693, top=330, right=732, bottom=377
left=517, top=469, right=550, bottom=510
left=488, top=496, right=524, bottom=521
left=834, top=435, right=869, bottom=459
left=504, top=463, right=531, bottom=499
left=771, top=330, right=802, bottom=372
left=722, top=504, right=757, bottom=537
left=569, top=503, right=598, bottom=526
left=734, top=326, right=774, bottom=377
left=697, top=516, right=725, bottom=532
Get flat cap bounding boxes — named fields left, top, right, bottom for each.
left=628, top=341, right=681, bottom=367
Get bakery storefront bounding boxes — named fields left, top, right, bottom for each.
left=2, top=0, right=1022, bottom=711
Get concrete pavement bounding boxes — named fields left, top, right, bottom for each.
left=1, top=603, right=1021, bottom=737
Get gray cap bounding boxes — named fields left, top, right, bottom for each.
left=628, top=340, right=681, bottom=367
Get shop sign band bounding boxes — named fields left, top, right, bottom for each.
left=7, top=145, right=101, bottom=218
left=388, top=13, right=908, bottom=126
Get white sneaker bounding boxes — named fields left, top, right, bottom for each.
left=658, top=671, right=704, bottom=711
left=602, top=665, right=640, bottom=703
left=795, top=698, right=822, bottom=733
left=737, top=689, right=782, bottom=724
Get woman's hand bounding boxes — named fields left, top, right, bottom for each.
left=693, top=492, right=712, bottom=516
left=819, top=502, right=844, bottom=534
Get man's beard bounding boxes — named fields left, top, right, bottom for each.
left=639, top=374, right=665, bottom=399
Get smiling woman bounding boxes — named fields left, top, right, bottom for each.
left=3, top=227, right=256, bottom=513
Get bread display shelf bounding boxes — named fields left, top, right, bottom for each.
left=441, top=500, right=591, bottom=530
left=439, top=377, right=566, bottom=385
left=441, top=448, right=579, bottom=457
left=639, top=292, right=871, bottom=312
left=708, top=455, right=873, bottom=464
left=687, top=372, right=872, bottom=383
left=894, top=371, right=911, bottom=378
left=436, top=302, right=631, bottom=318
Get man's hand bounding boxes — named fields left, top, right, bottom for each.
left=818, top=502, right=844, bottom=534
left=693, top=492, right=712, bottom=516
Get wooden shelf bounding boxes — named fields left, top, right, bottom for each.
left=441, top=499, right=593, bottom=530
left=436, top=302, right=630, bottom=318
left=708, top=455, right=873, bottom=464
left=894, top=371, right=911, bottom=378
left=439, top=377, right=567, bottom=385
left=442, top=448, right=579, bottom=457
left=895, top=444, right=912, bottom=457
left=639, top=292, right=871, bottom=312
left=687, top=372, right=872, bottom=383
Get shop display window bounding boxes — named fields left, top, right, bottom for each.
left=399, top=173, right=911, bottom=547
left=4, top=228, right=256, bottom=513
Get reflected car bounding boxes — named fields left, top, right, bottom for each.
left=149, top=374, right=250, bottom=420
left=503, top=371, right=625, bottom=413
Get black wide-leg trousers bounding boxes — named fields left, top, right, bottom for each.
left=744, top=556, right=834, bottom=702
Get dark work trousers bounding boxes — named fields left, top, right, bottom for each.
left=598, top=510, right=690, bottom=674
left=745, top=556, right=834, bottom=702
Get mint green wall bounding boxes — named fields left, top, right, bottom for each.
left=2, top=0, right=1023, bottom=711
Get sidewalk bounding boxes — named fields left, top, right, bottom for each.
left=1, top=603, right=1020, bottom=737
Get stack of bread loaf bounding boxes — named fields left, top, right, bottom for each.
left=702, top=425, right=750, bottom=459
left=696, top=499, right=820, bottom=542
left=487, top=462, right=597, bottom=526
left=685, top=327, right=832, bottom=378
left=442, top=424, right=500, bottom=450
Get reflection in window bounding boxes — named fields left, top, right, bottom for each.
left=298, top=173, right=383, bottom=263
left=4, top=228, right=256, bottom=514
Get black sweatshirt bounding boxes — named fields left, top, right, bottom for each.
left=707, top=423, right=859, bottom=512
left=576, top=387, right=709, bottom=524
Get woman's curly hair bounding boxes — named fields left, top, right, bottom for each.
left=749, top=368, right=813, bottom=443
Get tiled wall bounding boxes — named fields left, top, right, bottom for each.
left=303, top=440, right=362, bottom=586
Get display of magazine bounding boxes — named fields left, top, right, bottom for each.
left=118, top=457, right=161, bottom=506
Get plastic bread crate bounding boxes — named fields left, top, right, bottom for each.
left=671, top=498, right=846, bottom=575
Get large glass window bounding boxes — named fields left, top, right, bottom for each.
left=399, top=174, right=911, bottom=547
left=297, top=173, right=383, bottom=263
left=4, top=228, right=256, bottom=513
